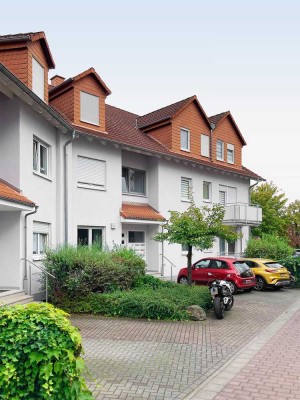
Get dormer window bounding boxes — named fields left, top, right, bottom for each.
left=180, top=128, right=190, bottom=152
left=32, top=58, right=45, bottom=100
left=227, top=143, right=234, bottom=164
left=80, top=91, right=99, bottom=126
left=216, top=140, right=224, bottom=161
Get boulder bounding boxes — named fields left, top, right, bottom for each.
left=187, top=305, right=206, bottom=321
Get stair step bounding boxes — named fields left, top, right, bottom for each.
left=0, top=294, right=34, bottom=306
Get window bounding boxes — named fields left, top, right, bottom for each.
left=77, top=156, right=106, bottom=189
left=80, top=91, right=100, bottom=125
left=219, top=185, right=237, bottom=205
left=33, top=222, right=50, bottom=259
left=32, top=58, right=44, bottom=100
left=203, top=181, right=211, bottom=202
left=180, top=128, right=190, bottom=151
left=77, top=227, right=103, bottom=248
left=227, top=143, right=234, bottom=164
left=201, top=134, right=210, bottom=157
left=33, top=138, right=49, bottom=177
left=181, top=177, right=192, bottom=201
left=182, top=244, right=189, bottom=252
left=219, top=190, right=226, bottom=205
left=195, top=259, right=210, bottom=268
left=122, top=167, right=146, bottom=195
left=128, top=231, right=145, bottom=243
left=216, top=140, right=224, bottom=161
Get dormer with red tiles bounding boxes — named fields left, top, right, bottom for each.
left=209, top=111, right=246, bottom=170
left=0, top=31, right=55, bottom=103
left=49, top=68, right=111, bottom=133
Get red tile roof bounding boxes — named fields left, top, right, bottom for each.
left=0, top=31, right=55, bottom=68
left=121, top=202, right=165, bottom=221
left=0, top=179, right=35, bottom=206
left=209, top=111, right=247, bottom=146
left=49, top=67, right=111, bottom=96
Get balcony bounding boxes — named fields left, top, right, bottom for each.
left=223, top=203, right=262, bottom=226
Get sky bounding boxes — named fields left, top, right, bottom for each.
left=1, top=0, right=300, bottom=202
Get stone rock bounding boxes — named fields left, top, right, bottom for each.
left=187, top=305, right=206, bottom=321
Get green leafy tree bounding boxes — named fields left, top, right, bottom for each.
left=251, top=182, right=289, bottom=238
left=286, top=200, right=300, bottom=247
left=154, top=200, right=238, bottom=285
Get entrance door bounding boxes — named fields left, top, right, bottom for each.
left=125, top=231, right=146, bottom=259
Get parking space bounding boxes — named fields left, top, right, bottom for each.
left=71, top=289, right=300, bottom=399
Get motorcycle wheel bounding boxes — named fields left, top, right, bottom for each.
left=213, top=297, right=225, bottom=319
left=224, top=296, right=234, bottom=311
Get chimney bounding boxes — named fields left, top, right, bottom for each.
left=50, top=75, right=65, bottom=87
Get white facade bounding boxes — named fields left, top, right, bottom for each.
left=0, top=65, right=262, bottom=297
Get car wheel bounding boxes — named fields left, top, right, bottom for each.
left=255, top=276, right=265, bottom=291
left=213, top=297, right=225, bottom=319
left=227, top=281, right=238, bottom=294
left=178, top=276, right=188, bottom=285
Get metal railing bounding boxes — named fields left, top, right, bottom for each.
left=160, top=255, right=179, bottom=282
left=21, top=258, right=56, bottom=303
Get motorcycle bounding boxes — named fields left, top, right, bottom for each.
left=284, top=272, right=297, bottom=288
left=208, top=272, right=234, bottom=319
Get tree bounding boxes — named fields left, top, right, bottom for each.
left=286, top=200, right=300, bottom=247
left=251, top=182, right=289, bottom=238
left=154, top=200, right=238, bottom=285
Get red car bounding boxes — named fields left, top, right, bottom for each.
left=177, top=257, right=256, bottom=294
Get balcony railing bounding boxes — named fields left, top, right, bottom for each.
left=223, top=203, right=262, bottom=226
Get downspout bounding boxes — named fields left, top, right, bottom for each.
left=24, top=205, right=39, bottom=294
left=64, top=130, right=77, bottom=245
left=210, top=123, right=215, bottom=161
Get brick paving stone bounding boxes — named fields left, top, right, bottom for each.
left=71, top=289, right=299, bottom=399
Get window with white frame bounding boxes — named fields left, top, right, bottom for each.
left=180, top=128, right=190, bottom=151
left=77, top=156, right=106, bottom=189
left=227, top=143, right=234, bottom=164
left=80, top=91, right=100, bottom=125
left=33, top=137, right=49, bottom=177
left=219, top=185, right=237, bottom=205
left=216, top=140, right=224, bottom=161
left=122, top=167, right=146, bottom=195
left=33, top=221, right=50, bottom=259
left=203, top=181, right=212, bottom=202
left=201, top=134, right=210, bottom=157
left=181, top=177, right=192, bottom=200
left=77, top=226, right=104, bottom=248
left=182, top=244, right=189, bottom=252
left=219, top=190, right=226, bottom=205
left=32, top=58, right=45, bottom=100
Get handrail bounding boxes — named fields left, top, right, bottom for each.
left=21, top=258, right=56, bottom=303
left=160, top=255, right=179, bottom=282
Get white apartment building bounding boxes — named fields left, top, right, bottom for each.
left=0, top=32, right=263, bottom=297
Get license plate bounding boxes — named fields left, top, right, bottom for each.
left=280, top=274, right=286, bottom=277
left=245, top=280, right=253, bottom=284
left=210, top=287, right=218, bottom=295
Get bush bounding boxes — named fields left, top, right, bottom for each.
left=58, top=284, right=212, bottom=321
left=0, top=303, right=93, bottom=400
left=45, top=245, right=146, bottom=302
left=245, top=234, right=293, bottom=259
left=278, top=256, right=300, bottom=287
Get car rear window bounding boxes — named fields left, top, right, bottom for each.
left=233, top=262, right=250, bottom=273
left=264, top=262, right=285, bottom=269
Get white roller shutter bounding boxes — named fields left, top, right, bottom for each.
left=201, top=134, right=209, bottom=157
left=181, top=178, right=191, bottom=200
left=80, top=91, right=99, bottom=125
left=33, top=221, right=50, bottom=234
left=219, top=191, right=226, bottom=205
left=77, top=156, right=106, bottom=188
left=32, top=58, right=45, bottom=100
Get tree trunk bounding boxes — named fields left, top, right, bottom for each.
left=187, top=245, right=193, bottom=285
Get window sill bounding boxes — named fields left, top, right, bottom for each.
left=216, top=158, right=224, bottom=162
left=180, top=148, right=190, bottom=153
left=77, top=183, right=106, bottom=191
left=80, top=118, right=100, bottom=127
left=33, top=255, right=46, bottom=262
left=203, top=199, right=212, bottom=203
left=227, top=161, right=234, bottom=165
left=122, top=193, right=147, bottom=198
left=181, top=199, right=191, bottom=203
left=33, top=171, right=52, bottom=182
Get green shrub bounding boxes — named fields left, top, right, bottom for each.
left=58, top=285, right=212, bottom=321
left=278, top=256, right=300, bottom=287
left=0, top=303, right=93, bottom=400
left=132, top=274, right=176, bottom=289
left=245, top=234, right=293, bottom=259
left=45, top=245, right=146, bottom=302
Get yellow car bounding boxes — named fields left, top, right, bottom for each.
left=242, top=258, right=290, bottom=291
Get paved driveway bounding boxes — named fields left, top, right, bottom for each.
left=71, top=289, right=299, bottom=400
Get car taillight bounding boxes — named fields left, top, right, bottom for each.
left=265, top=269, right=277, bottom=273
